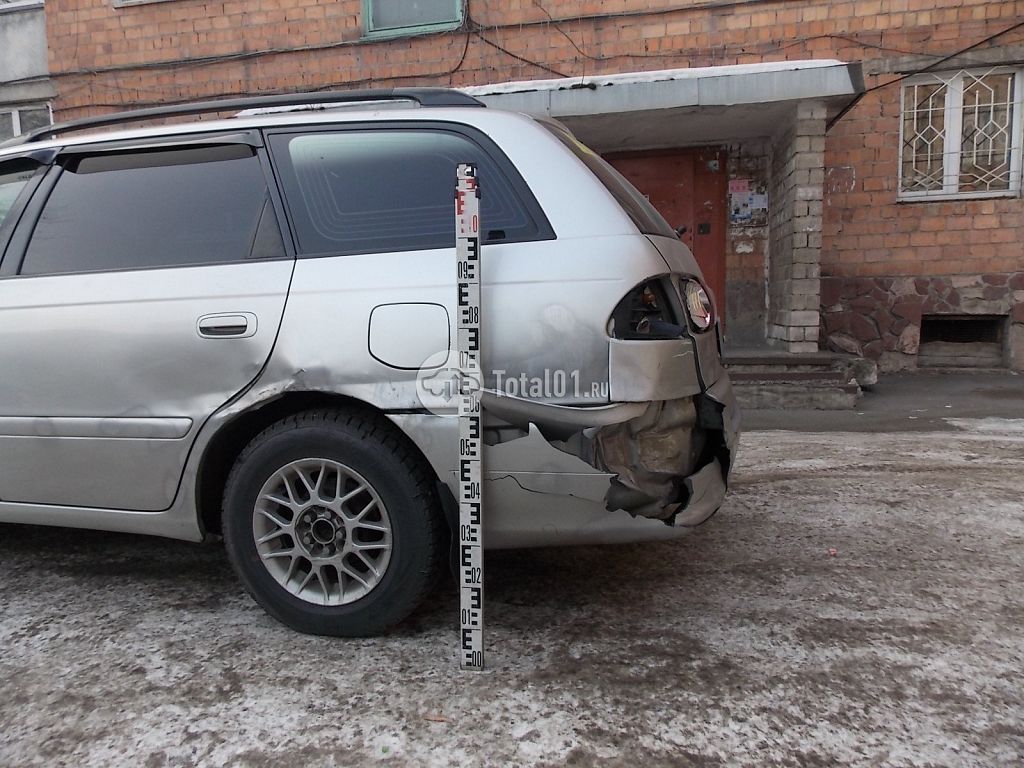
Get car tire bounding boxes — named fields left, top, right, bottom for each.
left=222, top=408, right=445, bottom=637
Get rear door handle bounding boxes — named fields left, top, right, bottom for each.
left=197, top=312, right=258, bottom=339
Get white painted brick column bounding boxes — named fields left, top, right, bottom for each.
left=766, top=101, right=826, bottom=353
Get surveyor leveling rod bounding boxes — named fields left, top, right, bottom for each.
left=455, top=163, right=484, bottom=671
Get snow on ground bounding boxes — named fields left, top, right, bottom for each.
left=1, top=424, right=1023, bottom=766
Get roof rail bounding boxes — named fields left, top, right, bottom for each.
left=11, top=88, right=486, bottom=146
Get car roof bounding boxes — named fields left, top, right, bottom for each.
left=0, top=97, right=644, bottom=243
left=0, top=105, right=553, bottom=160
left=0, top=87, right=552, bottom=160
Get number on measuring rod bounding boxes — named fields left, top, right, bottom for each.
left=456, top=163, right=484, bottom=671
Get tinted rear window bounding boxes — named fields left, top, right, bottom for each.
left=21, top=144, right=279, bottom=276
left=543, top=123, right=676, bottom=239
left=271, top=129, right=547, bottom=255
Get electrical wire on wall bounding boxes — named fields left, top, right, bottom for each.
left=825, top=18, right=1024, bottom=131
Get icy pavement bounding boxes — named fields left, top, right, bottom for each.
left=2, top=422, right=1023, bottom=766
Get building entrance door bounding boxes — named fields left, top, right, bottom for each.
left=606, top=148, right=727, bottom=324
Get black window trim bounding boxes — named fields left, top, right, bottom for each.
left=0, top=160, right=59, bottom=278
left=57, top=130, right=264, bottom=157
left=262, top=120, right=555, bottom=260
left=0, top=153, right=53, bottom=275
left=2, top=132, right=293, bottom=279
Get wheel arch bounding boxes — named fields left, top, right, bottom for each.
left=196, top=391, right=441, bottom=537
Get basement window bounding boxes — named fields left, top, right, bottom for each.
left=363, top=0, right=463, bottom=39
left=918, top=314, right=1006, bottom=368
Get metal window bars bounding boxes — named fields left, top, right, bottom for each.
left=899, top=68, right=1023, bottom=200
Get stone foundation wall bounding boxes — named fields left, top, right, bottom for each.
left=821, top=272, right=1024, bottom=371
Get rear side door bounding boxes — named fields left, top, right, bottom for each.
left=0, top=136, right=293, bottom=512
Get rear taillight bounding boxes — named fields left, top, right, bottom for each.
left=681, top=279, right=715, bottom=332
left=608, top=278, right=686, bottom=339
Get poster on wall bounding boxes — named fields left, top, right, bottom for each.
left=729, top=178, right=768, bottom=226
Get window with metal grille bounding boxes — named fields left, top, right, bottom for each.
left=899, top=68, right=1023, bottom=200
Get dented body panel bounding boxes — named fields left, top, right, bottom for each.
left=608, top=338, right=701, bottom=402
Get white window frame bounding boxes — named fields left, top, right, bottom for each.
left=112, top=0, right=183, bottom=7
left=0, top=103, right=52, bottom=141
left=362, top=0, right=463, bottom=40
left=898, top=67, right=1024, bottom=202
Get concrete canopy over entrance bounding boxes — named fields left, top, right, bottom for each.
left=463, top=60, right=864, bottom=150
left=463, top=60, right=865, bottom=353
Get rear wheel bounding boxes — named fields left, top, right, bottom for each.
left=222, top=409, right=444, bottom=636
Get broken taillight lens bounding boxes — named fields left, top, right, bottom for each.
left=608, top=278, right=686, bottom=339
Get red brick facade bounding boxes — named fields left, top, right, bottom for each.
left=42, top=0, right=1024, bottom=368
left=45, top=2, right=1024, bottom=113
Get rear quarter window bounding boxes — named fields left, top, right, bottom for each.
left=269, top=127, right=551, bottom=256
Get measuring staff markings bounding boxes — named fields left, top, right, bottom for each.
left=455, top=164, right=484, bottom=671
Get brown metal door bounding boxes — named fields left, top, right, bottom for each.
left=606, top=148, right=727, bottom=320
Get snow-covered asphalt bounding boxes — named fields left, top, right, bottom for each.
left=2, top=418, right=1022, bottom=766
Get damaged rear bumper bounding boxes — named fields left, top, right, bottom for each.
left=674, top=458, right=728, bottom=526
left=672, top=370, right=739, bottom=526
left=390, top=329, right=741, bottom=548
left=476, top=359, right=740, bottom=548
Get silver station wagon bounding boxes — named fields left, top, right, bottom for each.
left=0, top=89, right=739, bottom=636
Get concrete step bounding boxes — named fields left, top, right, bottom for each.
left=723, top=348, right=869, bottom=410
left=729, top=370, right=850, bottom=384
left=723, top=350, right=840, bottom=369
left=727, top=363, right=842, bottom=374
left=732, top=381, right=862, bottom=410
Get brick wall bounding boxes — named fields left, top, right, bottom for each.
left=46, top=0, right=1024, bottom=117
left=823, top=83, right=1024, bottom=280
left=821, top=58, right=1024, bottom=369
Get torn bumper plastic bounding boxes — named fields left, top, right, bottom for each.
left=671, top=372, right=740, bottom=528
left=593, top=369, right=738, bottom=527
left=475, top=364, right=739, bottom=547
